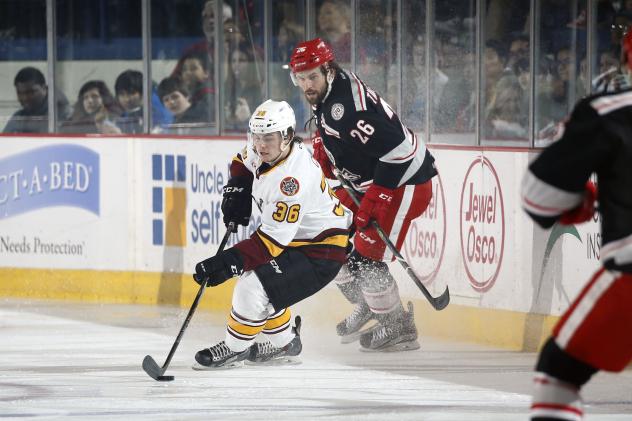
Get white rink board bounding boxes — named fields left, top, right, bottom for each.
left=0, top=137, right=604, bottom=317
left=0, top=137, right=130, bottom=270
left=134, top=138, right=260, bottom=273
left=394, top=147, right=601, bottom=317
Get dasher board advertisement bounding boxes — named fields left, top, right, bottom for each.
left=0, top=137, right=130, bottom=270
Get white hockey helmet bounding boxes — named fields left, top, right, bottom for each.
left=248, top=99, right=296, bottom=140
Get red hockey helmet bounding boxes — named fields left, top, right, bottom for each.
left=623, top=29, right=632, bottom=71
left=289, top=38, right=335, bottom=74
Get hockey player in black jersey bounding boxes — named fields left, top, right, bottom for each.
left=522, top=31, right=632, bottom=421
left=289, top=38, right=438, bottom=351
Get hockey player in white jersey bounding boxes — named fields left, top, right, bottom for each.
left=193, top=99, right=352, bottom=368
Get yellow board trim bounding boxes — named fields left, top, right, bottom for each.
left=414, top=298, right=560, bottom=352
left=0, top=268, right=235, bottom=310
left=0, top=268, right=558, bottom=351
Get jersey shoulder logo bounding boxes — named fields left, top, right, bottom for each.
left=280, top=176, right=300, bottom=196
left=331, top=103, right=345, bottom=121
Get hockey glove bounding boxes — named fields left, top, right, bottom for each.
left=354, top=184, right=395, bottom=229
left=221, top=177, right=252, bottom=232
left=559, top=181, right=597, bottom=225
left=194, top=248, right=244, bottom=287
left=312, top=132, right=336, bottom=179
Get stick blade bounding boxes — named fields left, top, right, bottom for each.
left=432, top=285, right=450, bottom=311
left=143, top=355, right=172, bottom=381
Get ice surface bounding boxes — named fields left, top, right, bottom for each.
left=1, top=299, right=630, bottom=420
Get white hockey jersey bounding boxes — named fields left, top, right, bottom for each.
left=232, top=139, right=352, bottom=270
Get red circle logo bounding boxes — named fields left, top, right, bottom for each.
left=459, top=156, right=505, bottom=292
left=403, top=173, right=446, bottom=284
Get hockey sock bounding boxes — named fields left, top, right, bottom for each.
left=335, top=264, right=365, bottom=304
left=530, top=338, right=597, bottom=421
left=262, top=308, right=294, bottom=348
left=530, top=372, right=583, bottom=421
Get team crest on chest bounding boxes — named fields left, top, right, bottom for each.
left=331, top=103, right=344, bottom=120
left=280, top=176, right=300, bottom=196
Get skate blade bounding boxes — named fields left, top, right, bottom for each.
left=340, top=324, right=378, bottom=344
left=191, top=360, right=245, bottom=370
left=359, top=340, right=421, bottom=353
left=244, top=356, right=302, bottom=367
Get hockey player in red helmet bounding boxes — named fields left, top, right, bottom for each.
left=289, top=38, right=439, bottom=351
left=523, top=28, right=632, bottom=421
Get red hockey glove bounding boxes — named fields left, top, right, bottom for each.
left=355, top=184, right=395, bottom=229
left=312, top=132, right=336, bottom=179
left=559, top=181, right=597, bottom=225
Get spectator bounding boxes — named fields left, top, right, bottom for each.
left=115, top=70, right=144, bottom=134
left=514, top=57, right=531, bottom=99
left=114, top=69, right=173, bottom=134
left=224, top=46, right=263, bottom=131
left=3, top=67, right=70, bottom=134
left=546, top=45, right=579, bottom=118
left=157, top=76, right=210, bottom=134
left=389, top=35, right=449, bottom=131
left=63, top=81, right=122, bottom=134
left=485, top=75, right=527, bottom=139
left=506, top=33, right=529, bottom=71
left=484, top=40, right=507, bottom=103
left=591, top=51, right=629, bottom=92
left=535, top=55, right=569, bottom=139
left=274, top=19, right=303, bottom=64
left=438, top=43, right=476, bottom=132
left=179, top=51, right=216, bottom=124
left=203, top=0, right=233, bottom=45
left=271, top=18, right=306, bottom=126
left=172, top=0, right=233, bottom=79
left=316, top=0, right=351, bottom=64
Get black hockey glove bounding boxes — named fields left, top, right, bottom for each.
left=194, top=248, right=244, bottom=287
left=221, top=177, right=252, bottom=233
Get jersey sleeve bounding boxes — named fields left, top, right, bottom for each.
left=521, top=98, right=615, bottom=227
left=229, top=144, right=256, bottom=179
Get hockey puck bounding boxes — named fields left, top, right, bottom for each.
left=157, top=375, right=174, bottom=381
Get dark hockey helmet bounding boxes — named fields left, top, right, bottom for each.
left=289, top=37, right=335, bottom=74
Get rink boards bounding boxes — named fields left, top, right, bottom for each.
left=0, top=136, right=602, bottom=350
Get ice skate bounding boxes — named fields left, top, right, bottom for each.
left=359, top=301, right=420, bottom=352
left=336, top=301, right=377, bottom=344
left=246, top=316, right=303, bottom=366
left=192, top=341, right=250, bottom=370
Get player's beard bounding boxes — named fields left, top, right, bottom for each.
left=304, top=85, right=327, bottom=105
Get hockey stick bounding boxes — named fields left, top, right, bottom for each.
left=142, top=222, right=235, bottom=381
left=334, top=174, right=450, bottom=311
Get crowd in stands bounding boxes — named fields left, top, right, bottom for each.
left=3, top=0, right=260, bottom=136
left=3, top=0, right=630, bottom=142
